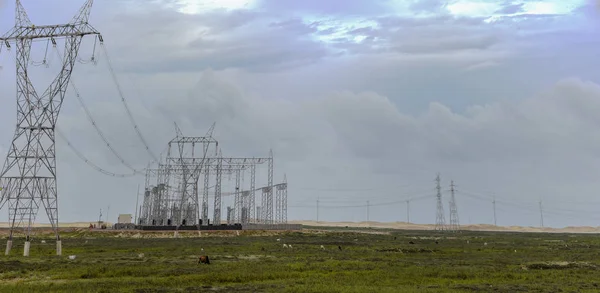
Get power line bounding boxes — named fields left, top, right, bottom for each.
left=293, top=184, right=416, bottom=192
left=55, top=128, right=138, bottom=178
left=290, top=193, right=434, bottom=209
left=99, top=43, right=159, bottom=163
left=291, top=188, right=435, bottom=204
left=53, top=46, right=149, bottom=175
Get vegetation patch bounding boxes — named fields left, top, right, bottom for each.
left=0, top=228, right=599, bottom=292
left=524, top=261, right=597, bottom=270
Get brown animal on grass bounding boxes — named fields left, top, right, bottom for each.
left=198, top=255, right=210, bottom=264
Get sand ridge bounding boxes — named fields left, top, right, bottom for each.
left=290, top=220, right=600, bottom=234
left=1, top=221, right=599, bottom=234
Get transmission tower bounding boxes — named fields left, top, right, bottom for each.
left=0, top=0, right=101, bottom=256
left=448, top=181, right=460, bottom=232
left=492, top=195, right=497, bottom=226
left=406, top=199, right=410, bottom=223
left=262, top=149, right=274, bottom=224
left=275, top=174, right=287, bottom=224
left=281, top=174, right=287, bottom=224
left=539, top=200, right=544, bottom=228
left=434, top=174, right=446, bottom=231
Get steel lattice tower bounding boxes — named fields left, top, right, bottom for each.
left=262, top=149, right=274, bottom=224
left=213, top=151, right=223, bottom=225
left=275, top=181, right=282, bottom=223
left=448, top=180, right=460, bottom=232
left=275, top=174, right=288, bottom=224
left=434, top=174, right=446, bottom=231
left=202, top=164, right=209, bottom=225
left=234, top=169, right=241, bottom=223
left=281, top=174, right=287, bottom=224
left=249, top=164, right=256, bottom=222
left=0, top=0, right=101, bottom=256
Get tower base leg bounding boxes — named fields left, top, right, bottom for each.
left=5, top=240, right=12, bottom=256
left=174, top=231, right=179, bottom=238
left=56, top=240, right=62, bottom=256
left=23, top=241, right=30, bottom=257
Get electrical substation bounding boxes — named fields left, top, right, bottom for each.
left=0, top=0, right=294, bottom=258
left=138, top=124, right=295, bottom=231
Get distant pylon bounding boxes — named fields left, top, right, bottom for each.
left=434, top=173, right=446, bottom=231
left=492, top=195, right=497, bottom=226
left=539, top=200, right=544, bottom=228
left=448, top=181, right=460, bottom=232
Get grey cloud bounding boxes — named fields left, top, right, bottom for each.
left=318, top=78, right=600, bottom=187
left=339, top=15, right=504, bottom=55
left=257, top=0, right=391, bottom=15
left=269, top=18, right=319, bottom=35
left=392, top=34, right=501, bottom=54
left=495, top=3, right=525, bottom=15
left=121, top=33, right=328, bottom=73
left=94, top=4, right=329, bottom=73
left=375, top=15, right=486, bottom=29
left=409, top=0, right=448, bottom=14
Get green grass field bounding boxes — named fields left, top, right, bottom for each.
left=0, top=227, right=599, bottom=292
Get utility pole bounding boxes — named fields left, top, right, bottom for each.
left=448, top=181, right=460, bottom=232
left=406, top=199, right=410, bottom=223
left=434, top=173, right=446, bottom=231
left=492, top=195, right=497, bottom=226
left=539, top=200, right=544, bottom=228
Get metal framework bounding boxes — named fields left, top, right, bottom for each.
left=275, top=175, right=287, bottom=224
left=448, top=180, right=460, bottom=232
left=434, top=174, right=446, bottom=231
left=139, top=126, right=284, bottom=227
left=0, top=0, right=101, bottom=256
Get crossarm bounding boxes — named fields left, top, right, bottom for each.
left=0, top=23, right=100, bottom=41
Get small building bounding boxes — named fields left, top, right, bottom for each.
left=118, top=214, right=132, bottom=224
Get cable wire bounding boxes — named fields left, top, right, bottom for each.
left=99, top=43, right=159, bottom=163
left=290, top=193, right=434, bottom=209
left=55, top=127, right=138, bottom=178
left=53, top=47, right=148, bottom=175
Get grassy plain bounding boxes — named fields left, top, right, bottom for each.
left=0, top=227, right=599, bottom=292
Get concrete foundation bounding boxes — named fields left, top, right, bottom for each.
left=174, top=231, right=179, bottom=238
left=23, top=241, right=30, bottom=257
left=56, top=240, right=62, bottom=256
left=5, top=240, right=12, bottom=256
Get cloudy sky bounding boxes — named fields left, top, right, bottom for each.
left=2, top=0, right=600, bottom=228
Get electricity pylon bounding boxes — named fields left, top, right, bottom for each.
left=434, top=173, right=446, bottom=231
left=0, top=0, right=102, bottom=256
left=448, top=181, right=460, bottom=232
